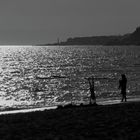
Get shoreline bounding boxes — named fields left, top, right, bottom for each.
left=1, top=100, right=140, bottom=139
left=1, top=95, right=140, bottom=116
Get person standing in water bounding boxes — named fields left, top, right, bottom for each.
left=87, top=76, right=96, bottom=105
left=119, top=74, right=127, bottom=102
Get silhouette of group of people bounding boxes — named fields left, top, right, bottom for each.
left=87, top=74, right=127, bottom=105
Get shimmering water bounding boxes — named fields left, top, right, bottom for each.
left=0, top=45, right=140, bottom=110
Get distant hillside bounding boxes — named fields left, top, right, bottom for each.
left=128, top=27, right=140, bottom=45
left=60, top=35, right=123, bottom=45
left=43, top=26, right=140, bottom=46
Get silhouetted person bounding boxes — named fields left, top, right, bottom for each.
left=119, top=74, right=127, bottom=102
left=87, top=76, right=96, bottom=104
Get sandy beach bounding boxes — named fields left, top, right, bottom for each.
left=0, top=100, right=140, bottom=140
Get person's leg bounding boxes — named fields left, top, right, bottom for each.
left=124, top=94, right=127, bottom=102
left=94, top=98, right=96, bottom=104
left=90, top=97, right=92, bottom=104
left=91, top=92, right=96, bottom=104
left=121, top=94, right=123, bottom=102
left=122, top=94, right=127, bottom=102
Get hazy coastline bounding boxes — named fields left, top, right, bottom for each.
left=40, top=26, right=140, bottom=46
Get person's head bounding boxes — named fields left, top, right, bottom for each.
left=121, top=74, right=126, bottom=79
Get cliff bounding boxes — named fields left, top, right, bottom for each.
left=59, top=27, right=140, bottom=46
left=41, top=26, right=140, bottom=46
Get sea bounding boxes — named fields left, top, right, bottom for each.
left=0, top=45, right=140, bottom=111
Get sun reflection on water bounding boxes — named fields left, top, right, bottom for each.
left=0, top=45, right=140, bottom=110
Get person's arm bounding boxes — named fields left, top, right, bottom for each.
left=87, top=78, right=92, bottom=87
left=118, top=80, right=121, bottom=89
left=91, top=78, right=94, bottom=86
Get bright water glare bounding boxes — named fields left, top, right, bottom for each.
left=0, top=45, right=140, bottom=110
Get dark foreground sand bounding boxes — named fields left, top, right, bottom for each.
left=1, top=102, right=140, bottom=140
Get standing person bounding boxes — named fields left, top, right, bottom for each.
left=87, top=76, right=96, bottom=105
left=119, top=74, right=127, bottom=102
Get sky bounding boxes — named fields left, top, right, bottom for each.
left=0, top=0, right=140, bottom=45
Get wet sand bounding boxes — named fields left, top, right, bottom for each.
left=0, top=96, right=139, bottom=115
left=1, top=101, right=140, bottom=139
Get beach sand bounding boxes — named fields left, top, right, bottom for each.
left=0, top=101, right=140, bottom=140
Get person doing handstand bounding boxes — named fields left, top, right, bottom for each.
left=87, top=76, right=96, bottom=105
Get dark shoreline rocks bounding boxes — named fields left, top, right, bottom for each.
left=57, top=102, right=98, bottom=109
